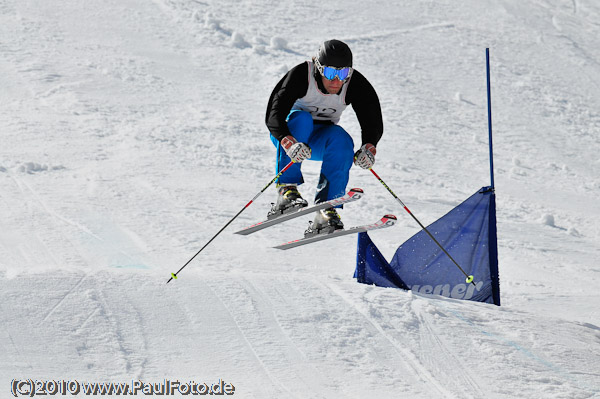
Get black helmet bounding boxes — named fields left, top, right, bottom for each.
left=317, top=39, right=352, bottom=68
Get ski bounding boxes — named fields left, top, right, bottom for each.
left=234, top=188, right=364, bottom=236
left=274, top=214, right=397, bottom=250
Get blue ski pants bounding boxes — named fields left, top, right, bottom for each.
left=271, top=110, right=355, bottom=204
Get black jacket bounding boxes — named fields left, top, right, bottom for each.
left=265, top=61, right=383, bottom=147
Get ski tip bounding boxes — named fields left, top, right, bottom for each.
left=349, top=187, right=364, bottom=193
left=383, top=214, right=397, bottom=220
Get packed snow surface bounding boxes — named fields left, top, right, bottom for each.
left=1, top=0, right=599, bottom=397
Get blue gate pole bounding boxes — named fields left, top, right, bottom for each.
left=486, top=48, right=495, bottom=189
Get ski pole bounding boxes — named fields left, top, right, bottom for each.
left=369, top=168, right=476, bottom=286
left=167, top=160, right=295, bottom=283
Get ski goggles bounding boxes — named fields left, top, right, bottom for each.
left=314, top=59, right=351, bottom=81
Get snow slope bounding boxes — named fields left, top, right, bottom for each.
left=1, top=0, right=599, bottom=397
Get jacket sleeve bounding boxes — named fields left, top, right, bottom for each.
left=346, top=70, right=384, bottom=147
left=265, top=62, right=309, bottom=142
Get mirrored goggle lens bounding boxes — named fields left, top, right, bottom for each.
left=322, top=66, right=350, bottom=81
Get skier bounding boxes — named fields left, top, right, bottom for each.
left=265, top=39, right=384, bottom=234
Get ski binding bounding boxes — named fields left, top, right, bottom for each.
left=273, top=214, right=397, bottom=250
left=235, top=188, right=364, bottom=236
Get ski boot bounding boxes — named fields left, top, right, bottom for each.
left=267, top=185, right=308, bottom=219
left=305, top=207, right=344, bottom=237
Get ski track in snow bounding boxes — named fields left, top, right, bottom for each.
left=1, top=0, right=600, bottom=397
